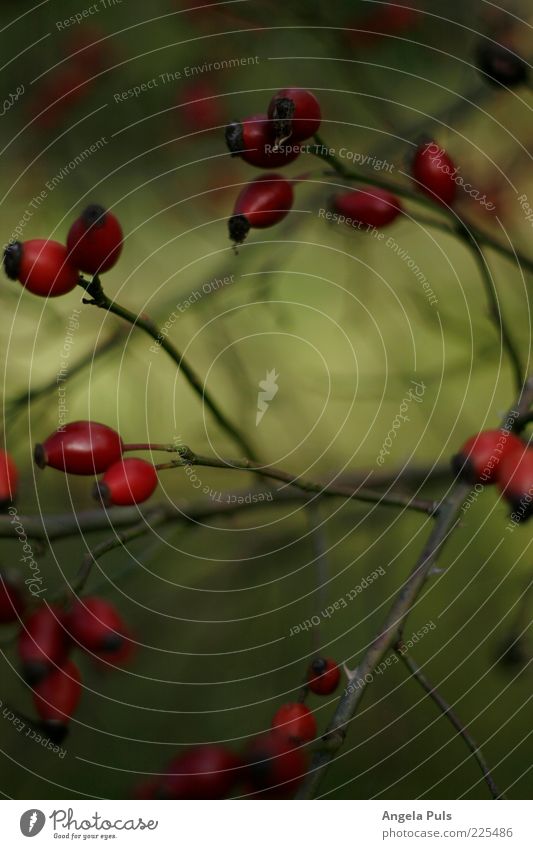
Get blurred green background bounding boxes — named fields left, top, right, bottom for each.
left=0, top=0, right=532, bottom=799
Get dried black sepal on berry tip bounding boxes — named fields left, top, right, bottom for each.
left=228, top=214, right=251, bottom=245
left=224, top=121, right=244, bottom=156
left=81, top=203, right=107, bottom=229
left=3, top=241, right=22, bottom=280
left=270, top=96, right=296, bottom=145
left=476, top=43, right=529, bottom=88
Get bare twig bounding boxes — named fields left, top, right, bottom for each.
left=156, top=447, right=439, bottom=516
left=397, top=647, right=504, bottom=800
left=459, top=228, right=524, bottom=393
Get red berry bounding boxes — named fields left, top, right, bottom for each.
left=452, top=429, right=524, bottom=485
left=268, top=88, right=321, bottom=144
left=34, top=421, right=123, bottom=476
left=349, top=4, right=421, bottom=46
left=225, top=114, right=301, bottom=169
left=497, top=447, right=533, bottom=522
left=332, top=187, right=402, bottom=229
left=271, top=702, right=317, bottom=743
left=67, top=204, right=123, bottom=275
left=411, top=141, right=457, bottom=206
left=3, top=239, right=79, bottom=297
left=0, top=450, right=18, bottom=508
left=229, top=173, right=294, bottom=244
left=179, top=81, right=224, bottom=132
left=0, top=570, right=25, bottom=624
left=307, top=657, right=340, bottom=695
left=93, top=458, right=158, bottom=506
left=244, top=731, right=307, bottom=798
left=33, top=660, right=82, bottom=741
left=158, top=745, right=243, bottom=799
left=66, top=596, right=130, bottom=661
left=18, top=605, right=70, bottom=684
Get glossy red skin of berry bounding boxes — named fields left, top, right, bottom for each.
left=0, top=571, right=25, bottom=623
left=67, top=205, right=123, bottom=274
left=34, top=421, right=123, bottom=476
left=4, top=239, right=79, bottom=297
left=158, top=745, right=243, bottom=800
left=244, top=731, right=307, bottom=798
left=452, top=430, right=524, bottom=485
left=225, top=114, right=301, bottom=169
left=307, top=657, right=340, bottom=695
left=67, top=596, right=127, bottom=655
left=271, top=702, right=317, bottom=743
left=0, top=450, right=18, bottom=508
left=412, top=141, right=457, bottom=206
left=95, top=458, right=158, bottom=506
left=268, top=88, right=321, bottom=143
left=18, top=606, right=70, bottom=684
left=497, top=448, right=533, bottom=520
left=33, top=660, right=81, bottom=724
left=332, top=187, right=402, bottom=229
left=229, top=174, right=294, bottom=244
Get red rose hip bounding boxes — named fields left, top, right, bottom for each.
left=229, top=173, right=294, bottom=244
left=0, top=450, right=18, bottom=508
left=67, top=204, right=123, bottom=274
left=67, top=596, right=127, bottom=651
left=271, top=702, right=317, bottom=743
left=18, top=605, right=70, bottom=684
left=497, top=448, right=533, bottom=522
left=158, top=745, right=243, bottom=799
left=268, top=88, right=321, bottom=144
left=34, top=421, right=123, bottom=475
left=0, top=570, right=25, bottom=623
left=244, top=731, right=307, bottom=797
left=33, top=660, right=82, bottom=742
left=451, top=429, right=524, bottom=485
left=332, top=187, right=402, bottom=229
left=93, top=457, right=158, bottom=506
left=3, top=239, right=79, bottom=297
left=225, top=114, right=301, bottom=169
left=307, top=656, right=340, bottom=695
left=411, top=141, right=457, bottom=206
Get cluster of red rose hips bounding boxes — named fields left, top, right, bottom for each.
left=3, top=203, right=122, bottom=298
left=35, top=421, right=162, bottom=507
left=0, top=587, right=131, bottom=743
left=453, top=428, right=533, bottom=520
left=224, top=87, right=459, bottom=245
left=137, top=656, right=340, bottom=799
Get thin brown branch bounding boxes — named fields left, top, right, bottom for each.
left=397, top=647, right=504, bottom=800
left=156, top=448, right=439, bottom=516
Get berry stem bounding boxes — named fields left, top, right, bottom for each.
left=78, top=275, right=258, bottom=462
left=154, top=447, right=438, bottom=515
left=122, top=443, right=176, bottom=453
left=295, top=376, right=533, bottom=799
left=311, top=133, right=533, bottom=275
